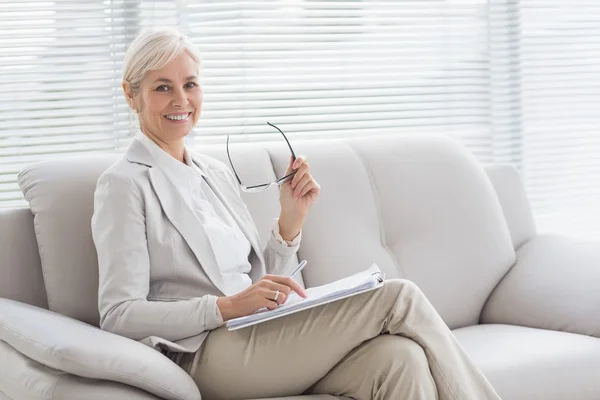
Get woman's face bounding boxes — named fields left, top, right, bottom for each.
left=128, top=51, right=202, bottom=143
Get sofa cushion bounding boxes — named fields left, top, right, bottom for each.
left=268, top=135, right=516, bottom=329
left=0, top=340, right=161, bottom=400
left=454, top=324, right=600, bottom=400
left=18, top=155, right=120, bottom=325
left=0, top=298, right=200, bottom=400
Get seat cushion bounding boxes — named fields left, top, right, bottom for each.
left=0, top=341, right=161, bottom=400
left=454, top=324, right=600, bottom=400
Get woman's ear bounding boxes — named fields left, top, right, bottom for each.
left=122, top=81, right=137, bottom=113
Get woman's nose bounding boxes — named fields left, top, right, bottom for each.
left=172, top=88, right=189, bottom=108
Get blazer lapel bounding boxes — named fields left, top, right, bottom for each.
left=125, top=140, right=228, bottom=295
left=191, top=156, right=265, bottom=267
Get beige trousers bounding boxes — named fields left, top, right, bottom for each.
left=180, top=279, right=501, bottom=400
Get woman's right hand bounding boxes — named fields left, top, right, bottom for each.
left=216, top=275, right=307, bottom=322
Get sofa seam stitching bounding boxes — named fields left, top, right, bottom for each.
left=347, top=142, right=406, bottom=277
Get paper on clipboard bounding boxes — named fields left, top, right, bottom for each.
left=226, top=263, right=384, bottom=331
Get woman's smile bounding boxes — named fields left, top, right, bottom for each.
left=164, top=112, right=192, bottom=123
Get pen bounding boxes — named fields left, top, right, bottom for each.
left=289, top=260, right=307, bottom=279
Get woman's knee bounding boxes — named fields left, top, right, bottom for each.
left=382, top=278, right=424, bottom=300
left=370, top=335, right=432, bottom=381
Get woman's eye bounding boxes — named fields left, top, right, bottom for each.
left=155, top=85, right=170, bottom=92
left=185, top=82, right=198, bottom=89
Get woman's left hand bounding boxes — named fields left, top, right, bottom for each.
left=278, top=156, right=320, bottom=239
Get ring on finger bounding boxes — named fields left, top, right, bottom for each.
left=273, top=290, right=280, bottom=302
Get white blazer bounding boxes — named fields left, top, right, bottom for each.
left=91, top=138, right=299, bottom=354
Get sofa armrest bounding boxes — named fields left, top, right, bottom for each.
left=481, top=234, right=600, bottom=338
left=0, top=298, right=200, bottom=400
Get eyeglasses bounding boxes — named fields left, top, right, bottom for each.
left=226, top=122, right=297, bottom=193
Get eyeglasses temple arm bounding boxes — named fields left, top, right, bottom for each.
left=226, top=135, right=243, bottom=186
left=267, top=121, right=297, bottom=160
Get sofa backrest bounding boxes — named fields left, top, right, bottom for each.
left=264, top=135, right=518, bottom=329
left=1, top=135, right=532, bottom=330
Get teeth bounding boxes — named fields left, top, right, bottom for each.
left=166, top=113, right=189, bottom=121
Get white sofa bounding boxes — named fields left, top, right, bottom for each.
left=1, top=135, right=600, bottom=400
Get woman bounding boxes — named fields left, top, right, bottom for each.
left=91, top=27, right=502, bottom=400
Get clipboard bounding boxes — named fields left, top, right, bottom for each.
left=226, top=263, right=385, bottom=331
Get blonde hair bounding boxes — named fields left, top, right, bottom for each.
left=123, top=27, right=201, bottom=95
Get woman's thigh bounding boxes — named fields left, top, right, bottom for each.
left=187, top=281, right=405, bottom=400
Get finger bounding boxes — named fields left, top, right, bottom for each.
left=258, top=279, right=294, bottom=301
left=293, top=174, right=313, bottom=198
left=259, top=287, right=284, bottom=308
left=264, top=280, right=293, bottom=296
left=269, top=275, right=307, bottom=298
left=262, top=286, right=287, bottom=304
left=272, top=290, right=288, bottom=305
left=299, top=180, right=320, bottom=198
left=284, top=155, right=306, bottom=176
left=292, top=155, right=307, bottom=170
left=291, top=163, right=310, bottom=189
left=264, top=299, right=280, bottom=310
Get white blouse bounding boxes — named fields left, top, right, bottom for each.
left=136, top=132, right=300, bottom=296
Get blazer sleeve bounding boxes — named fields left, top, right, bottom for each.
left=262, top=220, right=301, bottom=276
left=92, top=172, right=223, bottom=341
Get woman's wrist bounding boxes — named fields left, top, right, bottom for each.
left=278, top=212, right=305, bottom=242
left=216, top=296, right=234, bottom=322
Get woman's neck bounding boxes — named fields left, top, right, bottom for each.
left=141, top=130, right=186, bottom=163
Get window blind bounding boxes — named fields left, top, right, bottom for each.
left=0, top=0, right=138, bottom=207
left=0, top=0, right=598, bottom=240
left=517, top=0, right=600, bottom=239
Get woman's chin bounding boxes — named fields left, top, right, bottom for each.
left=161, top=123, right=194, bottom=139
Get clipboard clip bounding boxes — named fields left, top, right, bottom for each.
left=372, top=271, right=385, bottom=283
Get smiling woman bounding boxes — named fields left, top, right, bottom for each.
left=122, top=28, right=203, bottom=163
left=90, top=27, right=501, bottom=400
